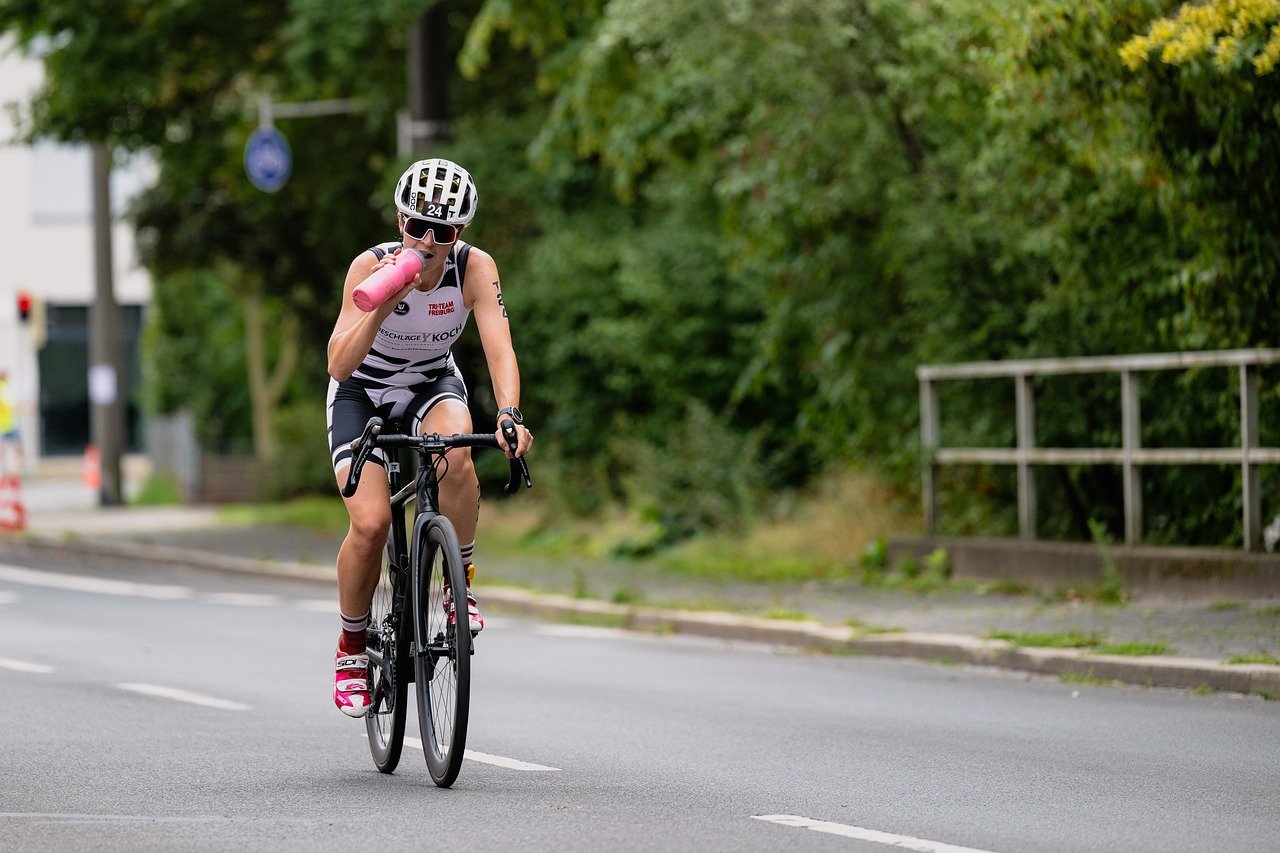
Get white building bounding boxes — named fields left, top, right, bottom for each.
left=0, top=36, right=155, bottom=460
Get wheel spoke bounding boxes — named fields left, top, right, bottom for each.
left=414, top=519, right=470, bottom=787
left=365, top=546, right=406, bottom=773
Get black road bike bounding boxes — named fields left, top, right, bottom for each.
left=341, top=415, right=531, bottom=787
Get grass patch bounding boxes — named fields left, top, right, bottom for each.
left=1093, top=641, right=1170, bottom=657
left=644, top=596, right=763, bottom=615
left=1225, top=653, right=1280, bottom=666
left=861, top=548, right=964, bottom=594
left=1208, top=599, right=1244, bottom=612
left=218, top=496, right=348, bottom=532
left=980, top=578, right=1038, bottom=597
left=609, top=586, right=643, bottom=605
left=1087, top=518, right=1128, bottom=606
left=1256, top=690, right=1278, bottom=701
left=845, top=617, right=902, bottom=635
left=766, top=608, right=814, bottom=622
left=1193, top=685, right=1216, bottom=696
left=988, top=630, right=1103, bottom=649
left=1254, top=605, right=1280, bottom=617
left=1061, top=672, right=1119, bottom=687
left=479, top=468, right=917, bottom=584
left=131, top=474, right=182, bottom=506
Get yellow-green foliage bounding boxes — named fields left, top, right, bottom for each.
left=1121, top=0, right=1280, bottom=73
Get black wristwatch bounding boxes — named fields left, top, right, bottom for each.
left=497, top=406, right=524, bottom=425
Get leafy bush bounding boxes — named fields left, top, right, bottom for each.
left=617, top=400, right=765, bottom=545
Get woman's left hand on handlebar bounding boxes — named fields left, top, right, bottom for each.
left=495, top=422, right=533, bottom=459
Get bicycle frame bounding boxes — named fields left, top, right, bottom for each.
left=350, top=419, right=529, bottom=673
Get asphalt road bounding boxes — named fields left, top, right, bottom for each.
left=1, top=551, right=1276, bottom=852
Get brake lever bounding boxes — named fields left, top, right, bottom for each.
left=341, top=417, right=384, bottom=498
left=499, top=418, right=533, bottom=495
left=504, top=458, right=533, bottom=495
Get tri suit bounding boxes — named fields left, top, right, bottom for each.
left=327, top=240, right=473, bottom=473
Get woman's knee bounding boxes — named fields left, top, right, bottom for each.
left=345, top=497, right=390, bottom=546
left=441, top=448, right=477, bottom=487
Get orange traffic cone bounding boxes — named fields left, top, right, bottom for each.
left=83, top=444, right=101, bottom=490
left=0, top=475, right=23, bottom=532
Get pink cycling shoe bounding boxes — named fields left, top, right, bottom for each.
left=444, top=567, right=485, bottom=636
left=334, top=644, right=371, bottom=718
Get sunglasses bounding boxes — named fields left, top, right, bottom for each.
left=402, top=215, right=460, bottom=244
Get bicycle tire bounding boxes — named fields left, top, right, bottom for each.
left=365, top=540, right=407, bottom=773
left=411, top=514, right=471, bottom=788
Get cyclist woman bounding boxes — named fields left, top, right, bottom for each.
left=326, top=158, right=532, bottom=717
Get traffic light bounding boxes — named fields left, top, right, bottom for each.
left=16, top=291, right=32, bottom=323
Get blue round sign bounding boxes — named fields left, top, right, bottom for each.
left=244, top=126, right=291, bottom=193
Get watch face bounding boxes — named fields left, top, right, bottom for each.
left=500, top=407, right=523, bottom=424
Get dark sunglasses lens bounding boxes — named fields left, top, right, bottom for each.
left=405, top=217, right=457, bottom=242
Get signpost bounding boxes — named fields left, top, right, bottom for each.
left=243, top=125, right=291, bottom=193
left=245, top=96, right=364, bottom=193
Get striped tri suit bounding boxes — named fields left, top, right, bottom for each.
left=327, top=240, right=474, bottom=473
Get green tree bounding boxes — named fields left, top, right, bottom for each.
left=0, top=0, right=424, bottom=468
left=1122, top=0, right=1280, bottom=348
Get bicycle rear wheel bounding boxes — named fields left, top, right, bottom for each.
left=411, top=515, right=471, bottom=788
left=365, top=541, right=407, bottom=773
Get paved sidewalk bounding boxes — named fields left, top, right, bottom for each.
left=5, top=470, right=1279, bottom=698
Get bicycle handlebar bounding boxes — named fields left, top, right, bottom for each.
left=341, top=416, right=533, bottom=499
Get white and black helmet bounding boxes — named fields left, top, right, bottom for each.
left=393, top=158, right=478, bottom=225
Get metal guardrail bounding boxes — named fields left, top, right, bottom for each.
left=917, top=348, right=1280, bottom=550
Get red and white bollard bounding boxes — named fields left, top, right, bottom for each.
left=82, top=444, right=101, bottom=491
left=0, top=474, right=25, bottom=532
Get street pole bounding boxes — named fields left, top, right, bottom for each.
left=404, top=7, right=452, bottom=155
left=90, top=143, right=124, bottom=506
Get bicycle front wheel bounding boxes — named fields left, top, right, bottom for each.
left=365, top=540, right=407, bottom=773
left=411, top=515, right=471, bottom=788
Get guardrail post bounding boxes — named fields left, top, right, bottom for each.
left=920, top=378, right=939, bottom=535
left=1121, top=370, right=1142, bottom=545
left=1240, top=365, right=1261, bottom=550
left=1015, top=374, right=1036, bottom=539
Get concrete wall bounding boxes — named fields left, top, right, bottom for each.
left=889, top=535, right=1280, bottom=600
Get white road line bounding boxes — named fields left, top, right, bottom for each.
left=365, top=734, right=559, bottom=771
left=0, top=591, right=18, bottom=605
left=116, top=683, right=249, bottom=712
left=202, top=592, right=282, bottom=607
left=462, top=749, right=560, bottom=771
left=0, top=565, right=193, bottom=600
left=752, top=815, right=999, bottom=853
left=0, top=657, right=54, bottom=674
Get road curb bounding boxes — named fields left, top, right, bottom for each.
left=3, top=532, right=1276, bottom=697
left=0, top=532, right=334, bottom=584
left=473, top=586, right=1280, bottom=697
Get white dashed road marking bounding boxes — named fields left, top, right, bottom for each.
left=461, top=748, right=560, bottom=771
left=0, top=657, right=54, bottom=674
left=116, top=683, right=249, bottom=711
left=366, top=734, right=560, bottom=771
left=752, top=815, right=999, bottom=853
left=0, top=565, right=192, bottom=600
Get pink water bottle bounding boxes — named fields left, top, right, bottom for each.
left=352, top=249, right=427, bottom=312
